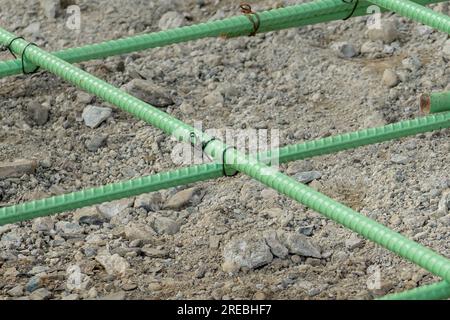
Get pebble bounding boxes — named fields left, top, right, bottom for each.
left=26, top=102, right=49, bottom=126
left=141, top=246, right=169, bottom=258
left=77, top=92, right=94, bottom=104
left=153, top=216, right=180, bottom=235
left=26, top=275, right=46, bottom=293
left=158, top=11, right=186, bottom=30
left=73, top=206, right=105, bottom=225
left=40, top=0, right=61, bottom=19
left=82, top=105, right=112, bottom=128
left=263, top=230, right=289, bottom=259
left=85, top=134, right=108, bottom=152
left=345, top=235, right=365, bottom=250
left=32, top=217, right=55, bottom=232
left=165, top=187, right=204, bottom=210
left=7, top=285, right=24, bottom=297
left=402, top=55, right=422, bottom=72
left=223, top=236, right=273, bottom=270
left=95, top=253, right=130, bottom=277
left=66, top=265, right=91, bottom=291
left=0, top=159, right=37, bottom=179
left=277, top=231, right=321, bottom=258
left=294, top=171, right=322, bottom=184
left=97, top=198, right=134, bottom=220
left=443, top=39, right=450, bottom=60
left=204, top=91, right=225, bottom=106
left=437, top=190, right=450, bottom=216
left=330, top=42, right=358, bottom=59
left=122, top=79, right=174, bottom=108
left=29, top=288, right=51, bottom=300
left=367, top=21, right=399, bottom=43
left=55, top=221, right=84, bottom=237
left=390, top=154, right=409, bottom=165
left=382, top=69, right=399, bottom=88
left=124, top=222, right=155, bottom=241
left=360, top=40, right=384, bottom=55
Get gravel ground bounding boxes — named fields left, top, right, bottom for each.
left=1, top=0, right=450, bottom=300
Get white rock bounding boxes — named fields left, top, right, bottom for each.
left=158, top=11, right=186, bottom=30
left=382, top=69, right=399, bottom=88
left=97, top=198, right=134, bottom=219
left=66, top=265, right=91, bottom=291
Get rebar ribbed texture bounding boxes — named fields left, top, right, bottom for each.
left=0, top=0, right=444, bottom=78
left=368, top=0, right=450, bottom=34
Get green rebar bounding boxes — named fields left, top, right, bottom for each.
left=379, top=281, right=450, bottom=300
left=420, top=92, right=450, bottom=114
left=1, top=111, right=449, bottom=226
left=0, top=0, right=445, bottom=78
left=368, top=0, right=450, bottom=34
left=2, top=29, right=450, bottom=294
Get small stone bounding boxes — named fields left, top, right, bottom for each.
left=26, top=102, right=49, bottom=126
left=164, top=187, right=204, bottom=210
left=141, top=245, right=169, bottom=258
left=77, top=91, right=93, bottom=104
left=66, top=265, right=91, bottom=291
left=96, top=253, right=130, bottom=277
left=367, top=21, right=399, bottom=43
left=277, top=231, right=321, bottom=258
left=28, top=265, right=49, bottom=275
left=294, top=171, right=322, bottom=184
left=402, top=55, right=422, bottom=72
left=204, top=91, right=224, bottom=106
left=73, top=207, right=104, bottom=225
left=0, top=159, right=37, bottom=178
left=23, top=22, right=41, bottom=35
left=153, top=216, right=180, bottom=235
left=85, top=134, right=108, bottom=152
left=99, top=291, right=126, bottom=300
left=82, top=105, right=112, bottom=128
left=345, top=235, right=365, bottom=250
left=223, top=236, right=273, bottom=270
left=222, top=261, right=240, bottom=274
left=32, top=217, right=54, bottom=232
left=360, top=40, right=384, bottom=55
left=382, top=69, right=399, bottom=88
left=55, top=221, right=84, bottom=237
left=263, top=231, right=288, bottom=259
left=7, top=285, right=24, bottom=297
left=158, top=11, right=186, bottom=30
left=390, top=154, right=409, bottom=164
left=121, top=79, right=174, bottom=108
left=442, top=39, right=450, bottom=60
left=97, top=198, right=134, bottom=220
left=209, top=235, right=221, bottom=249
left=40, top=0, right=61, bottom=19
left=121, top=283, right=138, bottom=291
left=26, top=275, right=46, bottom=292
left=148, top=283, right=162, bottom=291
left=29, top=288, right=51, bottom=300
left=437, top=190, right=450, bottom=216
left=124, top=222, right=155, bottom=241
left=253, top=292, right=266, bottom=300
left=134, top=192, right=162, bottom=212
left=330, top=42, right=358, bottom=59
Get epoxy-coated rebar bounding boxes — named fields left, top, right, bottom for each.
left=0, top=0, right=445, bottom=78
left=379, top=281, right=450, bottom=300
left=368, top=0, right=450, bottom=34
left=420, top=92, right=450, bottom=114
left=2, top=29, right=450, bottom=292
left=2, top=111, right=449, bottom=226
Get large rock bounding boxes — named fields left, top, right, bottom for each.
left=153, top=216, right=180, bottom=235
left=223, top=236, right=273, bottom=271
left=121, top=79, right=174, bottom=108
left=26, top=102, right=49, bottom=126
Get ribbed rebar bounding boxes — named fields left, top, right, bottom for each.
left=2, top=29, right=450, bottom=291
left=0, top=0, right=444, bottom=78
left=380, top=281, right=450, bottom=300
left=420, top=92, right=450, bottom=114
left=2, top=111, right=449, bottom=226
left=368, top=0, right=450, bottom=34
